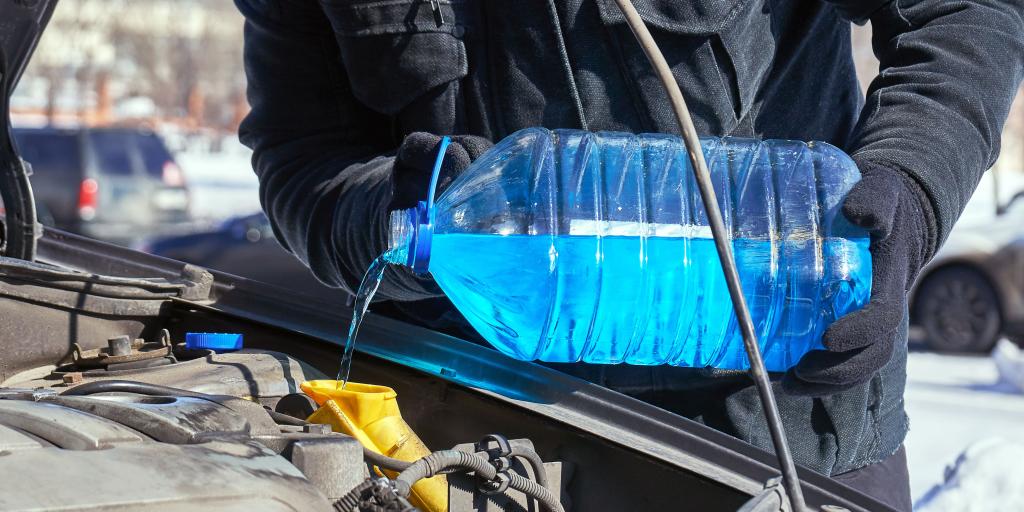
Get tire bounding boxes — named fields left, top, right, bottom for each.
left=914, top=266, right=1002, bottom=353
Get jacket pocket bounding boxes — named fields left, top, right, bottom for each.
left=319, top=0, right=476, bottom=116
left=596, top=0, right=773, bottom=127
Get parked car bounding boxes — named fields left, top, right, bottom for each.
left=11, top=126, right=191, bottom=246
left=141, top=212, right=348, bottom=304
left=910, top=190, right=1024, bottom=353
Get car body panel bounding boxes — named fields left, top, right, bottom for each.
left=144, top=213, right=349, bottom=304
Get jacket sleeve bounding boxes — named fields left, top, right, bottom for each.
left=827, top=0, right=1024, bottom=254
left=234, top=0, right=439, bottom=301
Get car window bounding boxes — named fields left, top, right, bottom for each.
left=136, top=133, right=175, bottom=177
left=88, top=131, right=135, bottom=177
left=12, top=132, right=81, bottom=178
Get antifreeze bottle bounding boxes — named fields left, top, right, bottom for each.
left=386, top=128, right=872, bottom=371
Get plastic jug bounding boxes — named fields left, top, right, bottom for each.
left=301, top=380, right=447, bottom=512
left=386, top=128, right=871, bottom=371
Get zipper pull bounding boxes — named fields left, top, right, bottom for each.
left=429, top=0, right=445, bottom=27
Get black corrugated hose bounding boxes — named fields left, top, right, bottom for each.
left=333, top=478, right=417, bottom=512
left=364, top=446, right=548, bottom=488
left=333, top=479, right=378, bottom=512
left=393, top=450, right=564, bottom=512
left=509, top=445, right=549, bottom=490
left=262, top=411, right=556, bottom=509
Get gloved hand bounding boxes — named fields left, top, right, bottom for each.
left=783, top=161, right=936, bottom=396
left=390, top=132, right=493, bottom=210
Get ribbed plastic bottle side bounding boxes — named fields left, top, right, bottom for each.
left=710, top=138, right=820, bottom=370
left=544, top=131, right=744, bottom=366
left=425, top=128, right=870, bottom=370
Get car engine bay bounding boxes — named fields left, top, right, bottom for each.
left=0, top=334, right=564, bottom=511
left=0, top=255, right=575, bottom=511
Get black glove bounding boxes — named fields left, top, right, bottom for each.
left=390, top=132, right=493, bottom=211
left=783, top=161, right=936, bottom=396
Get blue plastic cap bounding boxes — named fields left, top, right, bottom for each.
left=408, top=201, right=434, bottom=274
left=185, top=332, right=243, bottom=353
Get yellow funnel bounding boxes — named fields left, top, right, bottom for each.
left=301, top=380, right=447, bottom=511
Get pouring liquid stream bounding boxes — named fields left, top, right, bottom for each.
left=336, top=254, right=391, bottom=389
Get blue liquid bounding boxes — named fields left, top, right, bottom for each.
left=428, top=233, right=871, bottom=371
left=336, top=254, right=390, bottom=388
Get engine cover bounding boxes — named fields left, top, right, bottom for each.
left=0, top=387, right=365, bottom=511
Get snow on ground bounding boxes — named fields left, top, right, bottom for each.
left=993, top=339, right=1024, bottom=394
left=914, top=437, right=1024, bottom=512
left=905, top=348, right=1024, bottom=508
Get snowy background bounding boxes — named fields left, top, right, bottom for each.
left=906, top=345, right=1024, bottom=509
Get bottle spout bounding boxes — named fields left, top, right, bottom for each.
left=387, top=203, right=433, bottom=274
left=387, top=207, right=415, bottom=265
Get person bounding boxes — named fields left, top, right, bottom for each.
left=233, top=1, right=1024, bottom=509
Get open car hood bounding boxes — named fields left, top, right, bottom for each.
left=0, top=0, right=56, bottom=90
left=1, top=0, right=57, bottom=260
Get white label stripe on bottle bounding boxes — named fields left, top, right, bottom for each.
left=568, top=219, right=708, bottom=237
left=566, top=219, right=838, bottom=241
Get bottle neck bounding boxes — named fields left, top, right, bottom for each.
left=386, top=208, right=416, bottom=266
left=388, top=202, right=435, bottom=274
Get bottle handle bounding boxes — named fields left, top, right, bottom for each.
left=407, top=136, right=450, bottom=274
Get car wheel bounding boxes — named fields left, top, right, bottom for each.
left=915, top=266, right=1002, bottom=353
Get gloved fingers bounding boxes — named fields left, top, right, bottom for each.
left=435, top=142, right=473, bottom=190
left=396, top=132, right=474, bottom=180
left=783, top=160, right=923, bottom=397
left=821, top=290, right=905, bottom=352
left=396, top=132, right=443, bottom=170
left=451, top=135, right=494, bottom=161
left=841, top=168, right=902, bottom=238
left=392, top=133, right=492, bottom=210
left=782, top=338, right=896, bottom=396
left=821, top=241, right=907, bottom=352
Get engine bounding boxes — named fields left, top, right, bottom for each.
left=0, top=331, right=563, bottom=512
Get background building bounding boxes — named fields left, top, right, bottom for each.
left=11, top=0, right=247, bottom=143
